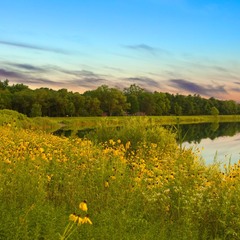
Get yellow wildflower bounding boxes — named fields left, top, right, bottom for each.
left=39, top=147, right=44, bottom=153
left=77, top=216, right=83, bottom=226
left=82, top=215, right=93, bottom=225
left=125, top=141, right=131, bottom=150
left=104, top=180, right=109, bottom=188
left=69, top=213, right=78, bottom=223
left=79, top=200, right=88, bottom=212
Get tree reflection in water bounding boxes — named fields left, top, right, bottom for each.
left=179, top=122, right=240, bottom=165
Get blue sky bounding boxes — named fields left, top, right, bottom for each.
left=0, top=0, right=240, bottom=101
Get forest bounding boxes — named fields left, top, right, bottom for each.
left=0, top=79, right=240, bottom=117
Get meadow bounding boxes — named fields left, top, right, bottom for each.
left=1, top=110, right=240, bottom=239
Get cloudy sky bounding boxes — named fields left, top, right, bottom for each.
left=0, top=0, right=240, bottom=101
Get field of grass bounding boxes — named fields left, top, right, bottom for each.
left=1, top=110, right=240, bottom=239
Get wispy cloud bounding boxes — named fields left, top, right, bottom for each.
left=123, top=43, right=169, bottom=56
left=212, top=66, right=229, bottom=73
left=0, top=40, right=70, bottom=54
left=70, top=78, right=107, bottom=88
left=104, top=66, right=124, bottom=73
left=17, top=77, right=62, bottom=86
left=8, top=63, right=44, bottom=71
left=59, top=69, right=101, bottom=78
left=0, top=61, right=112, bottom=91
left=169, top=79, right=227, bottom=96
left=0, top=66, right=64, bottom=87
left=0, top=68, right=23, bottom=78
left=125, top=77, right=160, bottom=88
left=230, top=82, right=240, bottom=94
left=231, top=87, right=240, bottom=93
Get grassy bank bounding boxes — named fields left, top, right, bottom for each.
left=49, top=115, right=240, bottom=131
left=0, top=109, right=60, bottom=132
left=1, top=112, right=240, bottom=239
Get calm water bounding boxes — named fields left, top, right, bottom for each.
left=180, top=122, right=240, bottom=165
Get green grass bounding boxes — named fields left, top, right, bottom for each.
left=49, top=115, right=240, bottom=130
left=0, top=109, right=60, bottom=132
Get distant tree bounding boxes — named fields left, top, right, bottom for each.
left=221, top=100, right=238, bottom=115
left=9, top=83, right=29, bottom=93
left=211, top=106, right=219, bottom=116
left=126, top=94, right=139, bottom=114
left=30, top=103, right=42, bottom=117
left=174, top=103, right=182, bottom=116
left=71, top=93, right=86, bottom=116
left=203, top=101, right=212, bottom=115
left=124, top=84, right=145, bottom=114
left=0, top=89, right=12, bottom=109
left=123, top=84, right=145, bottom=95
left=1, top=80, right=240, bottom=117
left=12, top=89, right=34, bottom=115
left=66, top=102, right=75, bottom=116
left=153, top=92, right=170, bottom=115
left=138, top=92, right=155, bottom=115
left=87, top=85, right=129, bottom=116
left=0, top=79, right=9, bottom=90
left=85, top=96, right=102, bottom=116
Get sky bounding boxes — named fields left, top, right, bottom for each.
left=0, top=0, right=240, bottom=101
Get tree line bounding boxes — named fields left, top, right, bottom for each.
left=0, top=79, right=239, bottom=117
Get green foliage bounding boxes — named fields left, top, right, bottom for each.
left=211, top=106, right=219, bottom=116
left=1, top=80, right=240, bottom=117
left=0, top=109, right=59, bottom=131
left=86, top=117, right=177, bottom=152
left=84, top=85, right=130, bottom=116
left=0, top=109, right=32, bottom=128
left=30, top=103, right=42, bottom=117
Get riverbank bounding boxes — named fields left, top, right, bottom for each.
left=47, top=115, right=240, bottom=131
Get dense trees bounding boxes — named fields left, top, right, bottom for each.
left=0, top=80, right=240, bottom=117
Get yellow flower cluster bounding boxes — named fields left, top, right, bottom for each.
left=69, top=201, right=92, bottom=226
left=69, top=214, right=92, bottom=225
left=2, top=124, right=240, bottom=237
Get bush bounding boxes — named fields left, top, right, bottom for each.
left=0, top=109, right=32, bottom=128
left=86, top=117, right=177, bottom=152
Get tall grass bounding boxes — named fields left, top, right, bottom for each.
left=1, top=113, right=240, bottom=239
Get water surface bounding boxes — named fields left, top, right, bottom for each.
left=180, top=122, right=240, bottom=165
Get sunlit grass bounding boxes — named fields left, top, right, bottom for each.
left=49, top=115, right=240, bottom=131
left=1, top=113, right=240, bottom=239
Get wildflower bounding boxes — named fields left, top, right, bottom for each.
left=79, top=200, right=88, bottom=212
left=125, top=141, right=131, bottom=150
left=69, top=213, right=78, bottom=223
left=104, top=180, right=109, bottom=188
left=47, top=174, right=52, bottom=182
left=109, top=139, right=115, bottom=145
left=82, top=215, right=93, bottom=225
left=39, top=147, right=44, bottom=153
left=77, top=216, right=83, bottom=226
